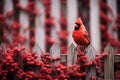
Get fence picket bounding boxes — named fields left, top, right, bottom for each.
left=104, top=43, right=114, bottom=79
left=50, top=43, right=60, bottom=66
left=4, top=0, right=14, bottom=44
left=32, top=44, right=42, bottom=61
left=67, top=43, right=76, bottom=66
left=51, top=0, right=60, bottom=42
left=0, top=43, right=6, bottom=53
left=19, top=0, right=30, bottom=50
left=35, top=0, right=45, bottom=51
left=1, top=1, right=120, bottom=79
left=107, top=0, right=118, bottom=39
left=0, top=43, right=6, bottom=60
left=90, top=0, right=101, bottom=53
left=84, top=44, right=96, bottom=80
left=3, top=0, right=13, bottom=15
left=32, top=44, right=42, bottom=73
left=67, top=0, right=78, bottom=47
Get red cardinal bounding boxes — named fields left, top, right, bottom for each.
left=72, top=17, right=90, bottom=50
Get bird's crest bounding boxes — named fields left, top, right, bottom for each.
left=75, top=17, right=83, bottom=24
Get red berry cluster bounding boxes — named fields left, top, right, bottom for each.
left=42, top=0, right=56, bottom=52
left=86, top=0, right=120, bottom=79
left=16, top=1, right=38, bottom=17
left=99, top=0, right=120, bottom=53
left=0, top=13, right=6, bottom=25
left=16, top=0, right=38, bottom=49
left=99, top=1, right=120, bottom=79
left=59, top=12, right=68, bottom=54
left=0, top=13, right=5, bottom=43
left=0, top=45, right=109, bottom=80
left=77, top=51, right=109, bottom=80
left=0, top=0, right=120, bottom=79
left=58, top=0, right=68, bottom=54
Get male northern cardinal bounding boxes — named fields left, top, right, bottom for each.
left=72, top=17, right=90, bottom=50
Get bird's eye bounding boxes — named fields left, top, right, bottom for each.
left=74, top=24, right=78, bottom=27
left=74, top=24, right=80, bottom=30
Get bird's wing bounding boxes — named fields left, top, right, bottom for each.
left=84, top=30, right=90, bottom=42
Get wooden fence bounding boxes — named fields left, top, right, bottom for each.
left=1, top=0, right=120, bottom=79
left=0, top=42, right=120, bottom=79
left=33, top=43, right=120, bottom=79
left=2, top=0, right=118, bottom=53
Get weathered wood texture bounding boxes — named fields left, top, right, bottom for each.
left=4, top=0, right=14, bottom=44
left=0, top=43, right=120, bottom=80
left=67, top=43, right=77, bottom=66
left=104, top=43, right=114, bottom=79
left=50, top=43, right=60, bottom=66
left=32, top=44, right=42, bottom=61
left=107, top=0, right=118, bottom=39
left=51, top=0, right=60, bottom=43
left=67, top=0, right=78, bottom=47
left=0, top=43, right=6, bottom=59
left=35, top=0, right=45, bottom=51
left=19, top=0, right=30, bottom=50
left=90, top=0, right=101, bottom=53
left=85, top=44, right=96, bottom=80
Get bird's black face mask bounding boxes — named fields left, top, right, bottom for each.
left=74, top=24, right=80, bottom=30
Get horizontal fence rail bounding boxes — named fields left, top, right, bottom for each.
left=60, top=53, right=120, bottom=63
left=0, top=0, right=120, bottom=80
left=0, top=42, right=120, bottom=79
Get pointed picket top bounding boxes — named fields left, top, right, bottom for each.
left=104, top=43, right=114, bottom=79
left=0, top=43, right=6, bottom=52
left=85, top=44, right=96, bottom=61
left=50, top=43, right=60, bottom=57
left=68, top=43, right=76, bottom=50
left=50, top=43, right=60, bottom=65
left=67, top=43, right=77, bottom=66
left=104, top=43, right=114, bottom=54
left=32, top=43, right=42, bottom=61
left=0, top=43, right=6, bottom=59
left=84, top=44, right=96, bottom=80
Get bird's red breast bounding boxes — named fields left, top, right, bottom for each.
left=72, top=17, right=90, bottom=46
